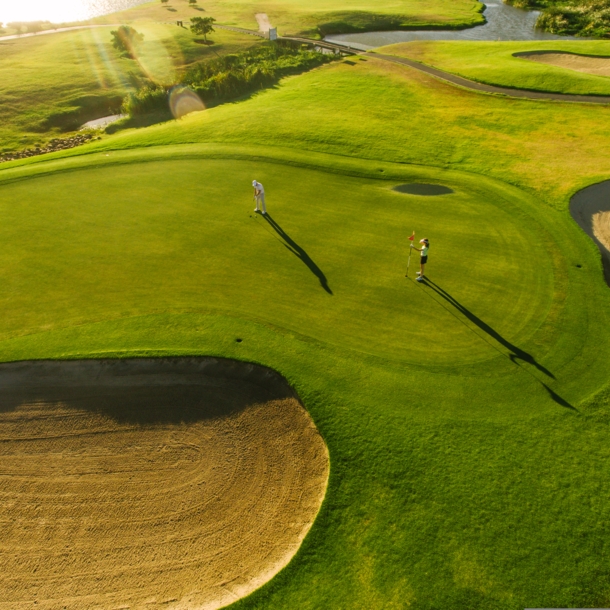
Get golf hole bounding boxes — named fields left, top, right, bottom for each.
left=393, top=183, right=454, bottom=196
left=236, top=337, right=243, bottom=342
left=0, top=358, right=329, bottom=609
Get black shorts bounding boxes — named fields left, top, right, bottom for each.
left=421, top=256, right=428, bottom=265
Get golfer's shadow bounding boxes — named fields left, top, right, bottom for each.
left=423, top=278, right=554, bottom=379
left=421, top=279, right=576, bottom=410
left=264, top=214, right=333, bottom=295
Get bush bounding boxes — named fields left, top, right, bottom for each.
left=111, top=26, right=144, bottom=58
left=121, top=42, right=338, bottom=121
left=121, top=85, right=170, bottom=117
left=182, top=42, right=337, bottom=105
left=506, top=0, right=610, bottom=37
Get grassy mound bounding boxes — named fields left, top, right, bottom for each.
left=376, top=40, right=610, bottom=96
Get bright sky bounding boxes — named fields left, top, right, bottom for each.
left=0, top=0, right=146, bottom=26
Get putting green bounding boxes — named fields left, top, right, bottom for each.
left=0, top=152, right=557, bottom=367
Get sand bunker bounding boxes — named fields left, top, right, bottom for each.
left=393, top=183, right=453, bottom=196
left=0, top=358, right=329, bottom=610
left=593, top=211, right=610, bottom=253
left=518, top=51, right=610, bottom=77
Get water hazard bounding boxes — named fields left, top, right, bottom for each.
left=326, top=1, right=575, bottom=49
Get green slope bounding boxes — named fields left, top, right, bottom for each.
left=377, top=40, right=610, bottom=96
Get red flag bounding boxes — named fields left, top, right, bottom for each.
left=408, top=231, right=415, bottom=241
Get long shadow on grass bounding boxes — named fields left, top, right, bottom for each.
left=418, top=279, right=577, bottom=410
left=423, top=278, right=554, bottom=378
left=264, top=214, right=333, bottom=295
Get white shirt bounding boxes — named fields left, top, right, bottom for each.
left=253, top=181, right=264, bottom=194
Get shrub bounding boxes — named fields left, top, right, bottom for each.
left=182, top=42, right=337, bottom=104
left=111, top=26, right=144, bottom=58
left=121, top=85, right=170, bottom=117
left=506, top=0, right=610, bottom=37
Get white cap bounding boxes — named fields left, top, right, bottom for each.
left=420, top=239, right=428, bottom=243
left=252, top=180, right=258, bottom=186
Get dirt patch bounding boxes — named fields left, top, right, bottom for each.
left=518, top=51, right=610, bottom=77
left=593, top=211, right=610, bottom=252
left=0, top=358, right=329, bottom=610
left=255, top=13, right=271, bottom=33
left=393, top=183, right=453, bottom=196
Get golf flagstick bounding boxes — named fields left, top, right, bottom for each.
left=406, top=231, right=415, bottom=276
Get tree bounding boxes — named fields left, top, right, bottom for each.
left=189, top=0, right=197, bottom=4
left=110, top=26, right=144, bottom=59
left=190, top=16, right=215, bottom=42
left=161, top=0, right=169, bottom=4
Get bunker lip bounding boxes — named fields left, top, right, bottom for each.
left=570, top=180, right=610, bottom=287
left=0, top=357, right=329, bottom=610
left=515, top=51, right=610, bottom=77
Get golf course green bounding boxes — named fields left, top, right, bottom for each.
left=3, top=9, right=610, bottom=608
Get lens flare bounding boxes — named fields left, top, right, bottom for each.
left=169, top=86, right=205, bottom=119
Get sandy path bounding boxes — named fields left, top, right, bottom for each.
left=593, top=211, right=610, bottom=252
left=519, top=52, right=610, bottom=77
left=255, top=13, right=271, bottom=33
left=0, top=358, right=329, bottom=610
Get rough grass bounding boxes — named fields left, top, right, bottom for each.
left=0, top=24, right=259, bottom=151
left=92, top=0, right=485, bottom=37
left=378, top=40, right=610, bottom=96
left=0, top=145, right=609, bottom=609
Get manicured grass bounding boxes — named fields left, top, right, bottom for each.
left=0, top=24, right=259, bottom=151
left=377, top=40, right=610, bottom=95
left=94, top=0, right=485, bottom=37
left=52, top=54, right=610, bottom=206
left=1, top=143, right=610, bottom=609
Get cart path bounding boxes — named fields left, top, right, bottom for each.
left=371, top=52, right=610, bottom=105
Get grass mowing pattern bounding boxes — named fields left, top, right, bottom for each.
left=1, top=143, right=610, bottom=608
left=379, top=40, right=610, bottom=96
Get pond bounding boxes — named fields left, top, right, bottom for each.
left=325, top=1, right=576, bottom=49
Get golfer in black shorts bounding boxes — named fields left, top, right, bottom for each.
left=411, top=238, right=429, bottom=282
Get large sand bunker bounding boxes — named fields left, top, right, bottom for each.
left=0, top=358, right=329, bottom=610
left=517, top=51, right=610, bottom=77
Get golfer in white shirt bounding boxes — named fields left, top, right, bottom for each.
left=252, top=180, right=266, bottom=214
